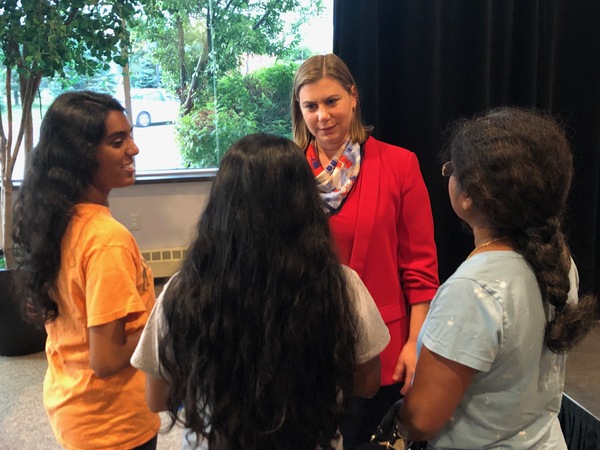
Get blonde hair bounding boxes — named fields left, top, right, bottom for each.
left=291, top=53, right=370, bottom=150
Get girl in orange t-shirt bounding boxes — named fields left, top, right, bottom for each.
left=13, top=91, right=160, bottom=450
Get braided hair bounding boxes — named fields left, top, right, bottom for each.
left=445, top=107, right=596, bottom=353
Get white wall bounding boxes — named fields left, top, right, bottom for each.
left=109, top=180, right=212, bottom=252
left=0, top=181, right=211, bottom=251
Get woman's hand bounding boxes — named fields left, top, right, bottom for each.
left=392, top=302, right=431, bottom=395
left=393, top=340, right=417, bottom=395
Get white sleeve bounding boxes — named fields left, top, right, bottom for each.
left=343, top=266, right=391, bottom=364
left=131, top=275, right=176, bottom=378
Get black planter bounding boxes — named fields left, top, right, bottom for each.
left=0, top=269, right=47, bottom=356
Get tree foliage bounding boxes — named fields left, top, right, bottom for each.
left=130, top=0, right=204, bottom=96
left=131, top=0, right=322, bottom=168
left=177, top=62, right=299, bottom=168
left=46, top=64, right=120, bottom=96
left=133, top=0, right=322, bottom=109
left=0, top=0, right=140, bottom=266
left=0, top=0, right=328, bottom=264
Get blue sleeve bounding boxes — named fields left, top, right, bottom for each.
left=421, top=277, right=504, bottom=372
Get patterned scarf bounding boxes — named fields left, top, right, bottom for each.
left=306, top=139, right=362, bottom=214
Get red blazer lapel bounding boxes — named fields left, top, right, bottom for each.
left=349, top=137, right=381, bottom=278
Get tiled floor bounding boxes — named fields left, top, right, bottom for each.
left=564, top=325, right=600, bottom=419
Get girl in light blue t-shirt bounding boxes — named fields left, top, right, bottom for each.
left=396, top=107, right=597, bottom=449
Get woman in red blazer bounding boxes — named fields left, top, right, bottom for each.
left=292, top=53, right=439, bottom=448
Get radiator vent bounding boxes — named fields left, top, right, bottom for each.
left=141, top=247, right=187, bottom=278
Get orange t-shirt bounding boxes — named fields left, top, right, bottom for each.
left=43, top=203, right=160, bottom=450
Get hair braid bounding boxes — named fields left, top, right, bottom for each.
left=514, top=218, right=596, bottom=353
left=447, top=107, right=598, bottom=354
left=514, top=217, right=570, bottom=311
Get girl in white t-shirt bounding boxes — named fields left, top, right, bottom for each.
left=132, top=133, right=390, bottom=450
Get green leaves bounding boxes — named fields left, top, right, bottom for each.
left=0, top=0, right=141, bottom=78
left=130, top=0, right=323, bottom=94
left=177, top=62, right=299, bottom=168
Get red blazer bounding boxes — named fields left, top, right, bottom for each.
left=329, top=136, right=439, bottom=385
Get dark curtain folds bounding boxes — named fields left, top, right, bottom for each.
left=560, top=394, right=600, bottom=450
left=333, top=0, right=600, bottom=294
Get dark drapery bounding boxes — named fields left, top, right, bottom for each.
left=333, top=0, right=600, bottom=294
left=560, top=394, right=600, bottom=450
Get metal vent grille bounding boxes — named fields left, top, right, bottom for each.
left=141, top=247, right=187, bottom=278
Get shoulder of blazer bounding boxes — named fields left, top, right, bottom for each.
left=363, top=136, right=417, bottom=174
left=364, top=136, right=414, bottom=160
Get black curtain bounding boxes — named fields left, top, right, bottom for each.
left=560, top=394, right=600, bottom=450
left=333, top=0, right=600, bottom=295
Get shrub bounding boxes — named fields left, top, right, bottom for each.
left=177, top=104, right=257, bottom=168
left=177, top=62, right=299, bottom=168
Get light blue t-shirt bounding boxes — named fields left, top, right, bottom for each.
left=418, top=251, right=578, bottom=450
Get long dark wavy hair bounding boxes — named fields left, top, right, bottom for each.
left=158, top=133, right=359, bottom=450
left=445, top=107, right=597, bottom=353
left=12, top=90, right=125, bottom=323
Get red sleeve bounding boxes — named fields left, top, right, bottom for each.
left=396, top=152, right=439, bottom=305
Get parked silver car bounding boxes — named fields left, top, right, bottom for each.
left=120, top=88, right=180, bottom=127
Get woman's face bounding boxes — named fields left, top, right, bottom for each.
left=89, top=111, right=139, bottom=202
left=297, top=76, right=357, bottom=153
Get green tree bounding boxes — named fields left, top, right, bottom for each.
left=177, top=104, right=256, bottom=168
left=46, top=63, right=120, bottom=96
left=129, top=48, right=160, bottom=88
left=0, top=0, right=139, bottom=267
left=130, top=1, right=204, bottom=98
left=135, top=0, right=322, bottom=112
left=250, top=62, right=298, bottom=136
left=177, top=62, right=299, bottom=167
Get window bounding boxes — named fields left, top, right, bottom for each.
left=2, top=0, right=333, bottom=181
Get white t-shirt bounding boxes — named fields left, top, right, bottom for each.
left=132, top=265, right=390, bottom=450
left=419, top=251, right=578, bottom=450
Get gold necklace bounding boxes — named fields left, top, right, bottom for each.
left=467, top=236, right=508, bottom=259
